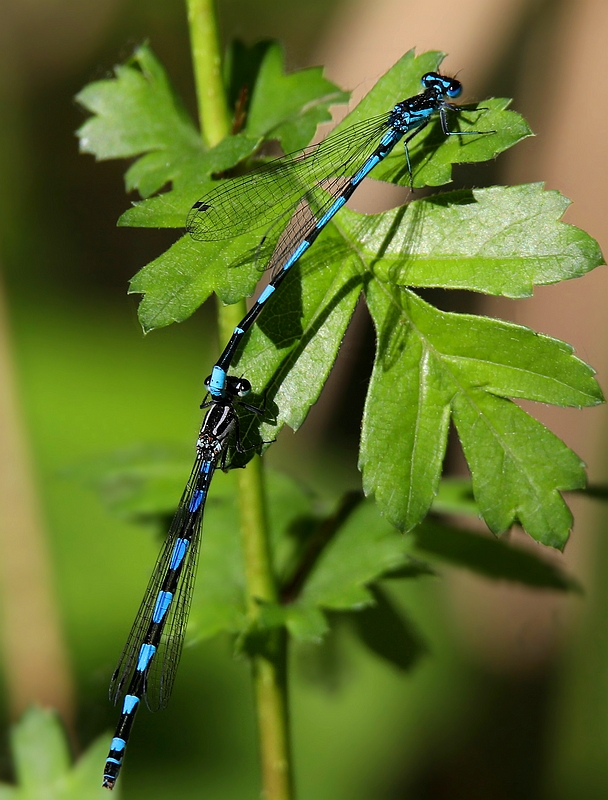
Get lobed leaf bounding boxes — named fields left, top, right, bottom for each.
left=129, top=230, right=266, bottom=332
left=76, top=44, right=604, bottom=553
left=229, top=180, right=603, bottom=546
left=81, top=46, right=531, bottom=328
left=77, top=44, right=205, bottom=197
left=328, top=49, right=531, bottom=189
left=118, top=133, right=261, bottom=227
left=338, top=184, right=603, bottom=297
left=360, top=286, right=598, bottom=546
left=245, top=42, right=350, bottom=152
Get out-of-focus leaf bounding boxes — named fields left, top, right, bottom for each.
left=431, top=478, right=479, bottom=516
left=66, top=443, right=193, bottom=519
left=411, top=519, right=582, bottom=592
left=0, top=708, right=112, bottom=799
left=350, top=585, right=427, bottom=671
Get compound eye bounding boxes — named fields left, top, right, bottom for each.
left=421, top=72, right=438, bottom=88
left=236, top=378, right=251, bottom=397
left=446, top=79, right=463, bottom=98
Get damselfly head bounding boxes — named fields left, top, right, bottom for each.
left=421, top=72, right=462, bottom=99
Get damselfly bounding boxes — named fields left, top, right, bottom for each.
left=102, top=376, right=257, bottom=789
left=187, top=72, right=491, bottom=400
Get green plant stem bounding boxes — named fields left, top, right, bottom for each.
left=238, top=458, right=293, bottom=800
left=186, top=0, right=231, bottom=147
left=185, top=3, right=293, bottom=798
left=252, top=629, right=292, bottom=800
left=186, top=0, right=248, bottom=354
left=238, top=456, right=276, bottom=608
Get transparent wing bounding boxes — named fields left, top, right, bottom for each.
left=108, top=452, right=212, bottom=711
left=146, top=464, right=215, bottom=710
left=264, top=175, right=357, bottom=278
left=186, top=115, right=390, bottom=242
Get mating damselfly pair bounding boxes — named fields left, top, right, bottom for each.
left=102, top=70, right=492, bottom=789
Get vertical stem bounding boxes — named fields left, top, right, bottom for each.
left=238, top=457, right=276, bottom=609
left=185, top=3, right=293, bottom=797
left=186, top=0, right=247, bottom=356
left=238, top=458, right=292, bottom=800
left=252, top=629, right=292, bottom=800
left=186, top=0, right=231, bottom=147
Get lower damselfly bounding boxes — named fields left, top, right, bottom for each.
left=102, top=376, right=258, bottom=789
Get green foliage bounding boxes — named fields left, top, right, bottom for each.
left=244, top=41, right=350, bottom=152
left=76, top=40, right=603, bottom=649
left=0, top=708, right=112, bottom=799
left=360, top=284, right=594, bottom=546
left=78, top=452, right=581, bottom=664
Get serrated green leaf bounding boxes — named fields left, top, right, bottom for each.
left=412, top=519, right=582, bottom=591
left=120, top=47, right=530, bottom=329
left=236, top=231, right=363, bottom=437
left=76, top=42, right=261, bottom=217
left=359, top=286, right=598, bottom=545
left=338, top=184, right=603, bottom=297
left=329, top=49, right=531, bottom=189
left=119, top=133, right=261, bottom=227
left=228, top=180, right=602, bottom=546
left=129, top=230, right=266, bottom=331
left=236, top=183, right=601, bottom=422
left=77, top=41, right=347, bottom=233
left=377, top=96, right=529, bottom=189
left=246, top=42, right=349, bottom=152
left=453, top=390, right=584, bottom=548
left=76, top=44, right=204, bottom=198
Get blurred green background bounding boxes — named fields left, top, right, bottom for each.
left=1, top=0, right=608, bottom=797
